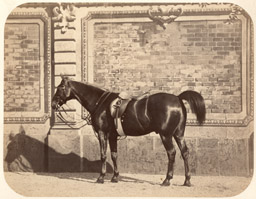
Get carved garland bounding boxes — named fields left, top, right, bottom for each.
left=148, top=7, right=183, bottom=29
left=81, top=7, right=253, bottom=127
left=4, top=11, right=52, bottom=124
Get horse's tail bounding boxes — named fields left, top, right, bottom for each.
left=178, top=90, right=206, bottom=125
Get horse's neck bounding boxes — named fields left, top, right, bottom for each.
left=70, top=81, right=104, bottom=113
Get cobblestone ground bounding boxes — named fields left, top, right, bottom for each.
left=3, top=172, right=253, bottom=197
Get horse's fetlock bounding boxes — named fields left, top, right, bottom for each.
left=185, top=174, right=191, bottom=180
left=166, top=174, right=173, bottom=180
left=114, top=171, right=119, bottom=177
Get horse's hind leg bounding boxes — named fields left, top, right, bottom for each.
left=174, top=133, right=191, bottom=187
left=160, top=134, right=176, bottom=186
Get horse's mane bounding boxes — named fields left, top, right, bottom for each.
left=70, top=79, right=107, bottom=93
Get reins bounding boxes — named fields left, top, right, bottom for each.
left=56, top=106, right=92, bottom=129
left=56, top=91, right=112, bottom=130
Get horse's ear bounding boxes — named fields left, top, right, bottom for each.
left=65, top=80, right=71, bottom=97
left=61, top=74, right=70, bottom=81
left=9, top=132, right=15, bottom=141
left=19, top=125, right=26, bottom=135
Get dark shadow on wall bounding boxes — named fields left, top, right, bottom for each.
left=4, top=125, right=113, bottom=173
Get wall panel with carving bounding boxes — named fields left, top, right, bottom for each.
left=81, top=4, right=253, bottom=127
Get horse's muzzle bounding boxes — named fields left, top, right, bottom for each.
left=51, top=101, right=59, bottom=110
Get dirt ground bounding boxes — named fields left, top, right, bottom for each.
left=3, top=172, right=254, bottom=197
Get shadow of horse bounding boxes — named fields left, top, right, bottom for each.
left=4, top=126, right=168, bottom=185
left=4, top=126, right=113, bottom=176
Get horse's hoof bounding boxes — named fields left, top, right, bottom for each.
left=96, top=178, right=104, bottom=184
left=183, top=181, right=191, bottom=187
left=111, top=177, right=118, bottom=183
left=161, top=181, right=170, bottom=186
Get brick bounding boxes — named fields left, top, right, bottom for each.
left=209, top=42, right=216, bottom=46
left=224, top=38, right=234, bottom=42
left=217, top=33, right=229, bottom=37
left=231, top=42, right=241, bottom=46
left=224, top=47, right=234, bottom=51
left=182, top=24, right=195, bottom=28
left=213, top=38, right=222, bottom=42
left=195, top=33, right=207, bottom=37
left=217, top=51, right=229, bottom=56
left=187, top=28, right=201, bottom=33
left=209, top=24, right=216, bottom=28
left=187, top=37, right=201, bottom=41
left=217, top=42, right=230, bottom=46
left=181, top=33, right=194, bottom=38
left=195, top=42, right=208, bottom=46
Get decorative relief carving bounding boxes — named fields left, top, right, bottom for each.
left=148, top=7, right=183, bottom=29
left=52, top=3, right=76, bottom=33
left=224, top=5, right=244, bottom=24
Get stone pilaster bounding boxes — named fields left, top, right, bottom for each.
left=48, top=4, right=83, bottom=171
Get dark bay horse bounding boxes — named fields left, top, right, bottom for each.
left=52, top=76, right=206, bottom=186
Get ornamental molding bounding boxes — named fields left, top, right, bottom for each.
left=81, top=8, right=253, bottom=127
left=52, top=3, right=76, bottom=33
left=4, top=11, right=52, bottom=124
left=148, top=7, right=183, bottom=29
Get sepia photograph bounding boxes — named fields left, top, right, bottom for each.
left=1, top=0, right=255, bottom=198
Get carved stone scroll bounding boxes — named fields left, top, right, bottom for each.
left=52, top=3, right=76, bottom=33
left=148, top=7, right=183, bottom=29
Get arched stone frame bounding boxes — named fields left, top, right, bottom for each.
left=4, top=11, right=52, bottom=124
left=81, top=6, right=253, bottom=127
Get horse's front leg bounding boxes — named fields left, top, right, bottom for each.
left=109, top=134, right=119, bottom=183
left=96, top=131, right=108, bottom=184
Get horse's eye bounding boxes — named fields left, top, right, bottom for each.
left=58, top=86, right=65, bottom=90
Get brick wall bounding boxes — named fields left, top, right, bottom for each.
left=4, top=3, right=252, bottom=178
left=93, top=20, right=242, bottom=114
left=4, top=24, right=40, bottom=112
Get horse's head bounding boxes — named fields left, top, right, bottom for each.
left=5, top=131, right=25, bottom=164
left=52, top=75, right=72, bottom=110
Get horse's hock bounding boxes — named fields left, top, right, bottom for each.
left=4, top=3, right=253, bottom=177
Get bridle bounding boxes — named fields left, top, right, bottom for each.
left=55, top=89, right=112, bottom=129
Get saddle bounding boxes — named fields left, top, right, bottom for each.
left=110, top=91, right=149, bottom=136
left=110, top=92, right=131, bottom=136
